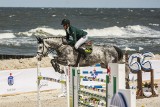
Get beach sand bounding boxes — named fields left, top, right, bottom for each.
left=0, top=55, right=160, bottom=107
left=0, top=57, right=52, bottom=70
left=0, top=90, right=67, bottom=107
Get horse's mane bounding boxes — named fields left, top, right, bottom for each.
left=43, top=36, right=65, bottom=40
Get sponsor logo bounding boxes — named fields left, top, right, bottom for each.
left=8, top=73, right=14, bottom=86
left=91, top=68, right=98, bottom=79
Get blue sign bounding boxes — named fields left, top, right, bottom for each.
left=91, top=68, right=98, bottom=79
left=8, top=73, right=14, bottom=86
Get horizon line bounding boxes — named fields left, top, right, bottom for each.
left=0, top=6, right=160, bottom=9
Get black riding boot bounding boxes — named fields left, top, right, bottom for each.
left=74, top=47, right=87, bottom=67
left=77, top=47, right=86, bottom=58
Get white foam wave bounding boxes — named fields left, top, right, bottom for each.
left=86, top=25, right=160, bottom=38
left=86, top=26, right=126, bottom=37
left=125, top=25, right=160, bottom=37
left=149, top=23, right=159, bottom=26
left=0, top=40, right=21, bottom=46
left=52, top=15, right=56, bottom=17
left=31, top=27, right=66, bottom=36
left=17, top=27, right=66, bottom=37
left=0, top=33, right=16, bottom=39
left=0, top=37, right=36, bottom=46
left=9, top=14, right=15, bottom=18
left=16, top=25, right=160, bottom=38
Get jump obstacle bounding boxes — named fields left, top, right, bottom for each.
left=37, top=61, right=67, bottom=107
left=67, top=63, right=136, bottom=107
left=36, top=62, right=136, bottom=107
left=128, top=52, right=158, bottom=98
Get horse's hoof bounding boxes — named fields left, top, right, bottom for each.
left=59, top=70, right=65, bottom=74
left=68, top=64, right=75, bottom=67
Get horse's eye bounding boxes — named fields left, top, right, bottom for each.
left=39, top=47, right=42, bottom=49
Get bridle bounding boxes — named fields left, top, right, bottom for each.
left=37, top=41, right=46, bottom=57
left=37, top=37, right=65, bottom=57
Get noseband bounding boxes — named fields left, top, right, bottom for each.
left=37, top=41, right=47, bottom=56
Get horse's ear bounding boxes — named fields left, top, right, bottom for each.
left=36, top=36, right=43, bottom=43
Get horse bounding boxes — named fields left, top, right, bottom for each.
left=35, top=35, right=134, bottom=88
left=36, top=35, right=123, bottom=70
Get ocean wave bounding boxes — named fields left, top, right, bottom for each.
left=16, top=27, right=66, bottom=37
left=86, top=26, right=126, bottom=37
left=0, top=37, right=36, bottom=47
left=0, top=33, right=16, bottom=39
left=52, top=15, right=56, bottom=17
left=0, top=40, right=21, bottom=46
left=13, top=25, right=160, bottom=38
left=149, top=23, right=159, bottom=26
left=0, top=30, right=13, bottom=33
left=9, top=14, right=15, bottom=18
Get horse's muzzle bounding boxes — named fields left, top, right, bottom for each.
left=36, top=53, right=43, bottom=61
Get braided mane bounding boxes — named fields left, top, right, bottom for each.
left=43, top=36, right=65, bottom=40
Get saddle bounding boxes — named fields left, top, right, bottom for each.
left=80, top=41, right=93, bottom=55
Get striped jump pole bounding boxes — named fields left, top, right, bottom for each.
left=68, top=67, right=117, bottom=107
left=106, top=75, right=110, bottom=107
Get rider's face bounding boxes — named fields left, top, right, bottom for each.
left=63, top=24, right=69, bottom=30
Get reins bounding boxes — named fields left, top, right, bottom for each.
left=41, top=36, right=66, bottom=55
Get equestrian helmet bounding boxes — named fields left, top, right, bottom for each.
left=61, top=19, right=70, bottom=25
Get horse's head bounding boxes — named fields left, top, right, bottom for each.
left=36, top=37, right=48, bottom=57
left=36, top=36, right=65, bottom=58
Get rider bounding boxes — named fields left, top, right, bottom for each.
left=61, top=19, right=88, bottom=58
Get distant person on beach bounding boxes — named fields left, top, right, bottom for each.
left=61, top=19, right=88, bottom=58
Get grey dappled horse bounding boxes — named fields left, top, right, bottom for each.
left=36, top=36, right=123, bottom=68
left=36, top=36, right=131, bottom=88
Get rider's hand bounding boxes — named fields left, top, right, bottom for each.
left=63, top=40, right=69, bottom=45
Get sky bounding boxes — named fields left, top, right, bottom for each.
left=0, top=0, right=160, bottom=8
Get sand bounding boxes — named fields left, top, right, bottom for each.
left=0, top=55, right=160, bottom=107
left=0, top=90, right=67, bottom=107
left=0, top=57, right=52, bottom=70
left=0, top=54, right=160, bottom=70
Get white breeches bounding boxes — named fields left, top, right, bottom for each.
left=74, top=35, right=88, bottom=49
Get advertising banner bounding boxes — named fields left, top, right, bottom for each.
left=0, top=67, right=62, bottom=96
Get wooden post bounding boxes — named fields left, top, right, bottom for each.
left=125, top=52, right=129, bottom=63
left=136, top=57, right=143, bottom=98
left=151, top=69, right=154, bottom=95
left=150, top=69, right=158, bottom=96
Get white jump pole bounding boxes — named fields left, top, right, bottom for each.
left=61, top=66, right=67, bottom=96
left=66, top=66, right=70, bottom=107
left=58, top=66, right=67, bottom=97
left=37, top=60, right=41, bottom=107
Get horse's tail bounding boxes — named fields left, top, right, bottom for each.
left=113, top=46, right=123, bottom=61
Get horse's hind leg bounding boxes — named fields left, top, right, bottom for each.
left=125, top=63, right=130, bottom=89
left=100, top=63, right=107, bottom=68
left=112, top=57, right=118, bottom=63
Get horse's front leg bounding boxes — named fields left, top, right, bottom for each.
left=66, top=54, right=76, bottom=67
left=67, top=59, right=75, bottom=67
left=50, top=58, right=65, bottom=74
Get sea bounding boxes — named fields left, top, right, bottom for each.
left=0, top=7, right=160, bottom=55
